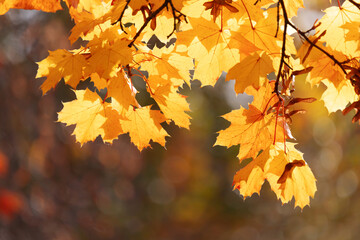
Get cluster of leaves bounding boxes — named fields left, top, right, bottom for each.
left=2, top=0, right=360, bottom=209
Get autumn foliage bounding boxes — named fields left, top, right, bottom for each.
left=2, top=0, right=360, bottom=210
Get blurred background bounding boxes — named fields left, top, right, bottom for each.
left=0, top=0, right=360, bottom=239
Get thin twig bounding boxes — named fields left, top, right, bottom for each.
left=287, top=21, right=347, bottom=74
left=274, top=0, right=288, bottom=100
left=128, top=0, right=169, bottom=47
left=127, top=0, right=186, bottom=47
left=349, top=0, right=360, bottom=10
left=112, top=0, right=131, bottom=33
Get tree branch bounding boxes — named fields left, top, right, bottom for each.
left=287, top=21, right=347, bottom=74
left=112, top=0, right=131, bottom=33
left=275, top=0, right=348, bottom=99
left=349, top=0, right=360, bottom=10
left=274, top=0, right=288, bottom=100
left=127, top=0, right=186, bottom=48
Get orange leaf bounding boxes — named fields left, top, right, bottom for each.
left=0, top=0, right=62, bottom=15
left=215, top=82, right=288, bottom=161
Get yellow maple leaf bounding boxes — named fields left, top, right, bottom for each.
left=284, top=0, right=304, bottom=19
left=68, top=6, right=111, bottom=44
left=321, top=80, right=358, bottom=113
left=121, top=106, right=169, bottom=150
left=140, top=12, right=176, bottom=43
left=36, top=49, right=88, bottom=94
left=57, top=89, right=109, bottom=145
left=233, top=142, right=316, bottom=209
left=215, top=83, right=287, bottom=161
left=151, top=81, right=191, bottom=129
left=233, top=147, right=270, bottom=198
left=101, top=107, right=124, bottom=144
left=86, top=37, right=133, bottom=79
left=266, top=143, right=317, bottom=209
left=315, top=0, right=360, bottom=56
left=342, top=21, right=360, bottom=52
left=302, top=47, right=347, bottom=88
left=135, top=46, right=193, bottom=86
left=236, top=8, right=282, bottom=54
left=90, top=72, right=108, bottom=90
left=107, top=71, right=140, bottom=114
left=176, top=16, right=257, bottom=86
left=298, top=40, right=359, bottom=113
left=65, top=0, right=105, bottom=12
left=226, top=51, right=274, bottom=93
left=181, top=0, right=248, bottom=21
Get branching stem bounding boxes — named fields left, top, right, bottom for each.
left=126, top=0, right=186, bottom=48
left=349, top=0, right=360, bottom=10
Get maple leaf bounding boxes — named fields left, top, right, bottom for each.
left=26, top=0, right=360, bottom=210
left=226, top=51, right=274, bottom=93
left=215, top=83, right=288, bottom=161
left=58, top=89, right=120, bottom=145
left=36, top=49, right=88, bottom=94
left=342, top=21, right=360, bottom=52
left=151, top=81, right=191, bottom=129
left=107, top=71, right=140, bottom=114
left=298, top=40, right=359, bottom=113
left=65, top=0, right=105, bottom=12
left=232, top=146, right=270, bottom=198
left=235, top=8, right=282, bottom=55
left=176, top=16, right=257, bottom=86
left=315, top=0, right=360, bottom=56
left=68, top=6, right=111, bottom=44
left=203, top=0, right=239, bottom=22
left=266, top=143, right=317, bottom=209
left=86, top=36, right=133, bottom=79
left=233, top=142, right=316, bottom=209
left=140, top=12, right=178, bottom=43
left=121, top=106, right=169, bottom=150
left=298, top=41, right=348, bottom=87
left=0, top=0, right=62, bottom=15
left=321, top=80, right=358, bottom=113
left=283, top=0, right=304, bottom=19
left=135, top=46, right=193, bottom=86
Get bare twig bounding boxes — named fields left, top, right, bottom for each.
left=127, top=0, right=186, bottom=48
left=275, top=0, right=348, bottom=100
left=112, top=0, right=131, bottom=33
left=287, top=21, right=347, bottom=74
left=349, top=0, right=360, bottom=10
left=274, top=0, right=288, bottom=100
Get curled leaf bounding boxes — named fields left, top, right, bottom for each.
left=277, top=160, right=306, bottom=184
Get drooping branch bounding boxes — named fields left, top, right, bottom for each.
left=274, top=0, right=288, bottom=100
left=286, top=21, right=347, bottom=75
left=275, top=0, right=349, bottom=99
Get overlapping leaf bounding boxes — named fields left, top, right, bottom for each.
left=215, top=83, right=288, bottom=161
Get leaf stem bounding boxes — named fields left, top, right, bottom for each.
left=241, top=0, right=254, bottom=30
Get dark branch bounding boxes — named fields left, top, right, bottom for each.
left=274, top=0, right=288, bottom=100
left=275, top=0, right=349, bottom=100
left=167, top=0, right=187, bottom=38
left=127, top=0, right=186, bottom=48
left=112, top=0, right=131, bottom=33
left=349, top=0, right=360, bottom=10
left=287, top=21, right=347, bottom=74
